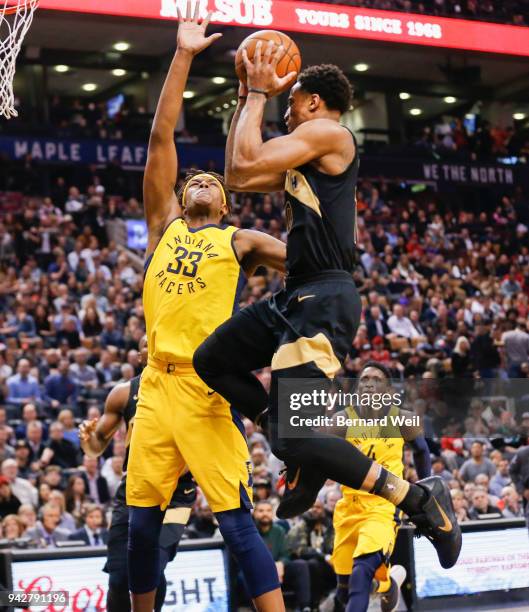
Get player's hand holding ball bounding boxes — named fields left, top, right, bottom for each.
left=236, top=30, right=301, bottom=98
left=176, top=0, right=222, bottom=56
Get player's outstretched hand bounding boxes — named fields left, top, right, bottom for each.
left=177, top=0, right=222, bottom=56
left=242, top=40, right=297, bottom=98
left=79, top=418, right=98, bottom=442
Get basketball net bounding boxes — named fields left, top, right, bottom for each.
left=0, top=0, right=39, bottom=119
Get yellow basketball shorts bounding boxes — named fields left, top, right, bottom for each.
left=331, top=496, right=400, bottom=591
left=126, top=361, right=253, bottom=513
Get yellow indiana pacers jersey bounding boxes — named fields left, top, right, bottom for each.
left=342, top=405, right=405, bottom=508
left=143, top=218, right=244, bottom=363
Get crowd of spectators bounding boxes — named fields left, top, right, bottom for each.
left=0, top=162, right=529, bottom=607
left=312, top=0, right=529, bottom=26
left=409, top=114, right=529, bottom=161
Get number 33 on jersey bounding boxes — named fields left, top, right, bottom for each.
left=143, top=219, right=246, bottom=364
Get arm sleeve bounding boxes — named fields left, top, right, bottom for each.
left=409, top=436, right=432, bottom=480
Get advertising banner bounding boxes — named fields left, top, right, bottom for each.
left=10, top=548, right=229, bottom=611
left=38, top=0, right=529, bottom=57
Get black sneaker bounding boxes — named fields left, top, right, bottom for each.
left=409, top=476, right=462, bottom=569
left=276, top=464, right=326, bottom=519
left=380, top=565, right=406, bottom=612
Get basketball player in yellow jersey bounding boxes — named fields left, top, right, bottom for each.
left=126, top=4, right=286, bottom=611
left=330, top=362, right=432, bottom=612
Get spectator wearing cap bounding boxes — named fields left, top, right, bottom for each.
left=68, top=504, right=108, bottom=546
left=253, top=500, right=312, bottom=612
left=0, top=476, right=21, bottom=518
left=286, top=499, right=335, bottom=609
left=459, top=441, right=497, bottom=482
left=25, top=503, right=70, bottom=547
left=1, top=458, right=37, bottom=507
left=6, top=359, right=41, bottom=407
left=43, top=359, right=78, bottom=411
left=40, top=422, right=79, bottom=469
left=253, top=478, right=273, bottom=503
left=489, top=458, right=512, bottom=497
left=501, top=320, right=529, bottom=378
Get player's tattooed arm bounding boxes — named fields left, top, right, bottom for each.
left=233, top=229, right=286, bottom=276
left=144, top=1, right=221, bottom=258
left=78, top=382, right=128, bottom=458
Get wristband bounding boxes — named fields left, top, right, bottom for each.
left=248, top=88, right=268, bottom=98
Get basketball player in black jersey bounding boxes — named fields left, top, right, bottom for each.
left=194, top=45, right=461, bottom=570
left=79, top=337, right=196, bottom=612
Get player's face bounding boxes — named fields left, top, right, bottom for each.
left=184, top=174, right=227, bottom=220
left=284, top=83, right=312, bottom=132
left=357, top=367, right=389, bottom=396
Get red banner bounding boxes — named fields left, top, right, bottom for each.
left=38, top=0, right=529, bottom=57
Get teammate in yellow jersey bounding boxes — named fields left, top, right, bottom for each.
left=126, top=4, right=286, bottom=611
left=330, top=362, right=432, bottom=612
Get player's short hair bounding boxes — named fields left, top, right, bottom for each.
left=297, top=64, right=353, bottom=114
left=176, top=170, right=231, bottom=213
left=360, top=361, right=391, bottom=380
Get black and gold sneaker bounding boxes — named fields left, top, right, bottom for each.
left=276, top=464, right=326, bottom=519
left=409, top=476, right=462, bottom=569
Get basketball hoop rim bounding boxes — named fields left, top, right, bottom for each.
left=1, top=0, right=37, bottom=15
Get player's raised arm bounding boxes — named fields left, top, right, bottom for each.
left=79, top=383, right=128, bottom=457
left=225, top=80, right=284, bottom=193
left=144, top=1, right=221, bottom=257
left=232, top=229, right=286, bottom=277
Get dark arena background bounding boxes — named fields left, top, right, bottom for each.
left=0, top=0, right=529, bottom=610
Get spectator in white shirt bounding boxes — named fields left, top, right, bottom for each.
left=387, top=304, right=420, bottom=339
left=1, top=459, right=37, bottom=507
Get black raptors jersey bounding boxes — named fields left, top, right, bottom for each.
left=284, top=129, right=359, bottom=277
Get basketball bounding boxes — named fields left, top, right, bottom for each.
left=235, top=30, right=301, bottom=91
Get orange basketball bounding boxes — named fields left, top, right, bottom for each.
left=235, top=30, right=301, bottom=92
